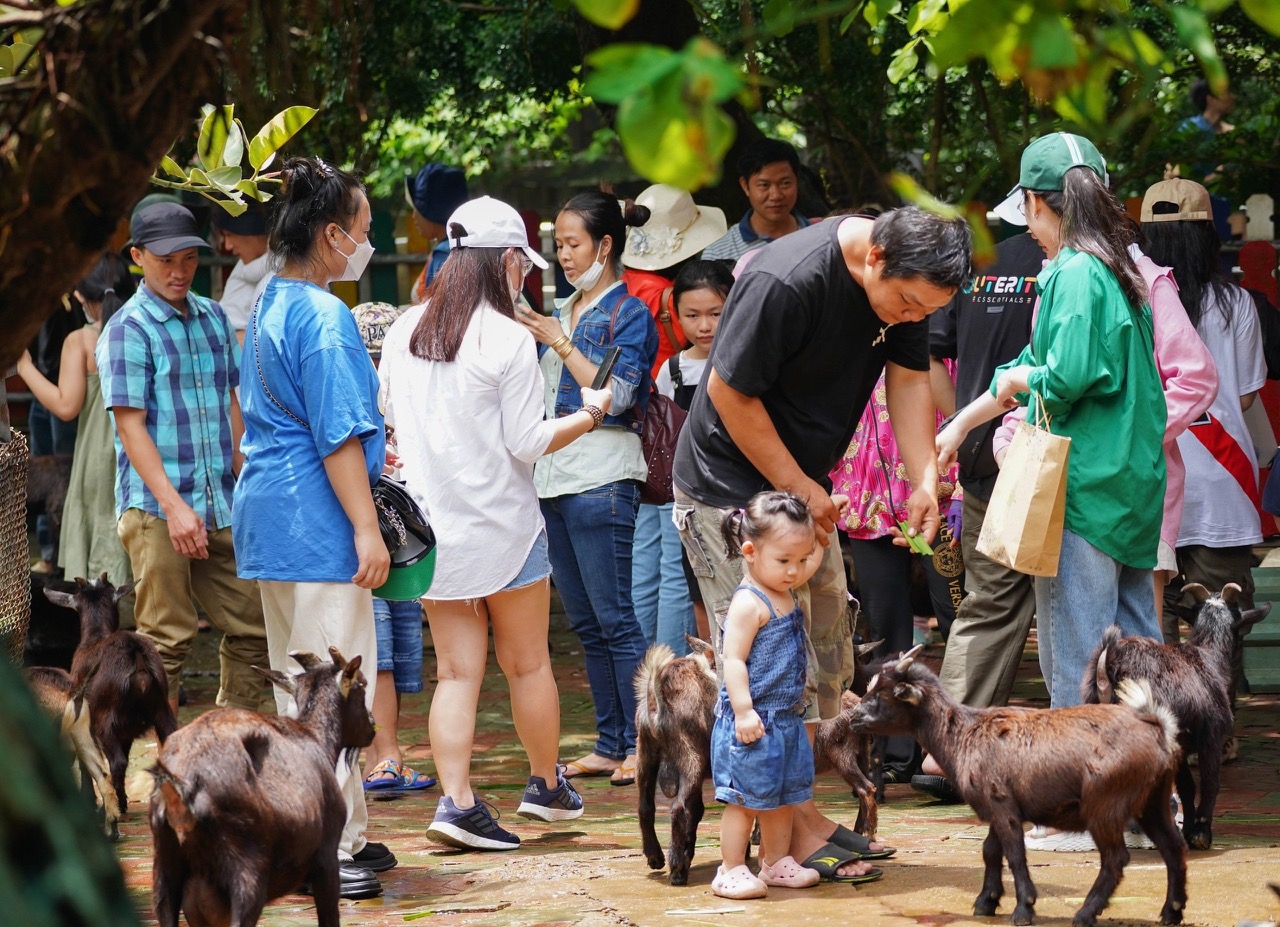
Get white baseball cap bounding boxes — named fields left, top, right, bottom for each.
left=445, top=196, right=548, bottom=269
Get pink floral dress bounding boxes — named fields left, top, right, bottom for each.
left=831, top=365, right=959, bottom=541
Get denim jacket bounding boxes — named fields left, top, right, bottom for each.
left=540, top=281, right=658, bottom=434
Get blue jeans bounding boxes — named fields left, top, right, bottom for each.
left=542, top=480, right=647, bottom=760
left=1034, top=528, right=1161, bottom=707
left=372, top=597, right=424, bottom=694
left=631, top=502, right=695, bottom=656
left=28, top=400, right=78, bottom=561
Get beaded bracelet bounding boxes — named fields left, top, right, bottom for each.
left=583, top=404, right=605, bottom=431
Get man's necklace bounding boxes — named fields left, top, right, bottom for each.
left=872, top=324, right=889, bottom=346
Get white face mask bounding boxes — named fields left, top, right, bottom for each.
left=570, top=242, right=606, bottom=292
left=332, top=226, right=375, bottom=281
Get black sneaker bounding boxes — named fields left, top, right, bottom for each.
left=427, top=795, right=520, bottom=851
left=298, top=861, right=382, bottom=899
left=517, top=774, right=584, bottom=822
left=353, top=840, right=397, bottom=872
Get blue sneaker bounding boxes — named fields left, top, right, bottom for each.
left=517, top=774, right=584, bottom=822
left=426, top=796, right=520, bottom=851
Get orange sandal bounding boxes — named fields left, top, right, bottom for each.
left=561, top=755, right=620, bottom=779
left=609, top=755, right=637, bottom=787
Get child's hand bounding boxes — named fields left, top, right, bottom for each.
left=735, top=709, right=765, bottom=744
left=830, top=493, right=850, bottom=522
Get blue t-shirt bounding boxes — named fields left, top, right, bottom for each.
left=233, top=277, right=385, bottom=582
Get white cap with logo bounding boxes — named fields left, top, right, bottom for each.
left=445, top=196, right=548, bottom=269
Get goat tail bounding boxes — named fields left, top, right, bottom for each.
left=1115, top=677, right=1180, bottom=757
left=1081, top=624, right=1123, bottom=705
left=634, top=643, right=676, bottom=723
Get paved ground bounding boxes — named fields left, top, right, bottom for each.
left=111, top=602, right=1280, bottom=927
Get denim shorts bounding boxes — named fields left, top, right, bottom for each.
left=502, top=529, right=551, bottom=591
left=372, top=597, right=424, bottom=693
left=711, top=707, right=813, bottom=811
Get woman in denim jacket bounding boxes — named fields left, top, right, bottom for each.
left=518, top=190, right=659, bottom=786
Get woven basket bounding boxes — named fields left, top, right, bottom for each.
left=0, top=429, right=30, bottom=663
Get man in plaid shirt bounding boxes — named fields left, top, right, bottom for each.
left=98, top=202, right=268, bottom=715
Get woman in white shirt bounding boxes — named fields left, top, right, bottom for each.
left=380, top=196, right=611, bottom=851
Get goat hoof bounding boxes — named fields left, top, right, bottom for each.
left=974, top=895, right=1000, bottom=917
left=1013, top=904, right=1036, bottom=926
left=669, top=869, right=689, bottom=887
left=646, top=854, right=665, bottom=871
left=1185, top=826, right=1212, bottom=851
left=1159, top=903, right=1184, bottom=925
left=1069, top=915, right=1095, bottom=927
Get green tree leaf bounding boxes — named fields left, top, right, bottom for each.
left=1241, top=0, right=1280, bottom=36
left=206, top=165, right=243, bottom=191
left=906, top=0, right=948, bottom=35
left=159, top=155, right=187, bottom=180
left=197, top=105, right=237, bottom=170
left=584, top=44, right=681, bottom=102
left=763, top=0, right=796, bottom=37
left=248, top=105, right=318, bottom=171
left=887, top=41, right=919, bottom=83
left=1167, top=4, right=1227, bottom=94
left=1026, top=13, right=1079, bottom=69
left=572, top=0, right=641, bottom=31
left=863, top=0, right=902, bottom=29
left=235, top=179, right=264, bottom=201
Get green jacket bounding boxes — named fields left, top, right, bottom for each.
left=993, top=247, right=1166, bottom=568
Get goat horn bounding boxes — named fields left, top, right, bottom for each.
left=290, top=651, right=323, bottom=670
left=328, top=646, right=348, bottom=669
left=1181, top=583, right=1210, bottom=604
left=895, top=643, right=925, bottom=671
left=1220, top=583, right=1242, bottom=605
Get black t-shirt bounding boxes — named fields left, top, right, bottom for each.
left=674, top=218, right=930, bottom=508
left=929, top=232, right=1041, bottom=499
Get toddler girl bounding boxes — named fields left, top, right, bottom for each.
left=710, top=490, right=840, bottom=899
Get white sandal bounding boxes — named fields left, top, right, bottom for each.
left=760, top=855, right=821, bottom=888
left=712, top=863, right=768, bottom=899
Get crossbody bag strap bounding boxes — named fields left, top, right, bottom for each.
left=252, top=293, right=311, bottom=430
left=656, top=286, right=686, bottom=351
left=667, top=352, right=683, bottom=390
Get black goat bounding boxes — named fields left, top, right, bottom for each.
left=851, top=645, right=1186, bottom=927
left=150, top=648, right=374, bottom=927
left=44, top=574, right=176, bottom=811
left=1083, top=582, right=1270, bottom=850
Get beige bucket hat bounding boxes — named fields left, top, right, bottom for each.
left=622, top=184, right=728, bottom=271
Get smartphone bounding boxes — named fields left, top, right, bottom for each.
left=591, top=347, right=621, bottom=390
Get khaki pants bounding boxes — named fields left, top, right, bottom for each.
left=118, top=508, right=268, bottom=710
left=937, top=492, right=1038, bottom=708
left=673, top=488, right=855, bottom=721
left=259, top=580, right=378, bottom=859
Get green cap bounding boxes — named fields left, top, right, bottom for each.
left=993, top=133, right=1109, bottom=226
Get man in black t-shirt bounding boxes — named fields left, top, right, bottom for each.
left=673, top=206, right=971, bottom=875
left=912, top=232, right=1040, bottom=803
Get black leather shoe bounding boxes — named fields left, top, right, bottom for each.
left=353, top=840, right=397, bottom=872
left=299, top=862, right=382, bottom=899
left=911, top=773, right=962, bottom=804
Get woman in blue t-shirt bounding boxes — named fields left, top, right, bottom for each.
left=233, top=156, right=394, bottom=896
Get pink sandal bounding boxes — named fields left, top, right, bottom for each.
left=759, top=855, right=820, bottom=889
left=712, top=864, right=768, bottom=899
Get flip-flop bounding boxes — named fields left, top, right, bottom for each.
left=830, top=823, right=896, bottom=860
left=561, top=757, right=619, bottom=779
left=801, top=841, right=885, bottom=884
left=610, top=756, right=637, bottom=787
left=363, top=759, right=406, bottom=792
left=390, top=765, right=436, bottom=791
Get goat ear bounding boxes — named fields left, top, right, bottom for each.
left=895, top=643, right=925, bottom=671
left=252, top=665, right=295, bottom=695
left=892, top=682, right=922, bottom=705
left=43, top=588, right=76, bottom=610
left=1182, top=583, right=1210, bottom=604
left=112, top=580, right=137, bottom=604
left=1238, top=601, right=1271, bottom=631
left=686, top=635, right=716, bottom=668
left=98, top=572, right=110, bottom=585
left=1219, top=583, right=1242, bottom=606
left=328, top=645, right=349, bottom=670
left=290, top=651, right=323, bottom=671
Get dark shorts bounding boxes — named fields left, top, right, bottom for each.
left=711, top=708, right=813, bottom=811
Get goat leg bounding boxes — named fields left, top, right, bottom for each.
left=668, top=786, right=700, bottom=886
left=102, top=733, right=130, bottom=812
left=973, top=825, right=1005, bottom=916
left=636, top=745, right=665, bottom=872
left=1138, top=785, right=1187, bottom=925
left=150, top=826, right=184, bottom=927
left=1186, top=738, right=1222, bottom=851
left=996, top=817, right=1038, bottom=926
left=1073, top=829, right=1128, bottom=927
left=309, top=854, right=342, bottom=927
left=1173, top=760, right=1198, bottom=849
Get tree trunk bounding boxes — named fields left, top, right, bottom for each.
left=0, top=0, right=249, bottom=370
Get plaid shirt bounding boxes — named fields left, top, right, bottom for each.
left=97, top=285, right=240, bottom=529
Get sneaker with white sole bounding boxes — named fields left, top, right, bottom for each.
left=1125, top=821, right=1156, bottom=850
left=427, top=795, right=520, bottom=851
left=517, top=774, right=584, bottom=822
left=1024, top=823, right=1155, bottom=852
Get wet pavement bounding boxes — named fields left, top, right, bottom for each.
left=112, top=602, right=1280, bottom=927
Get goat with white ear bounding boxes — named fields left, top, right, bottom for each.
left=851, top=646, right=1186, bottom=927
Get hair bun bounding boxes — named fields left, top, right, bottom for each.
left=624, top=201, right=651, bottom=228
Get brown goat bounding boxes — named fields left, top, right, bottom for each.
left=1083, top=582, right=1270, bottom=850
left=851, top=645, right=1186, bottom=927
left=44, top=574, right=177, bottom=811
left=25, top=665, right=121, bottom=840
left=150, top=648, right=374, bottom=927
left=635, top=636, right=879, bottom=886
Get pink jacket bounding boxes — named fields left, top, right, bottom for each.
left=992, top=253, right=1218, bottom=548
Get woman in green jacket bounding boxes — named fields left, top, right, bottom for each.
left=938, top=133, right=1166, bottom=713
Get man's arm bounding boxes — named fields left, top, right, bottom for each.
left=228, top=388, right=246, bottom=477
left=928, top=358, right=956, bottom=418
left=112, top=407, right=209, bottom=559
left=884, top=361, right=940, bottom=545
left=705, top=368, right=840, bottom=539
